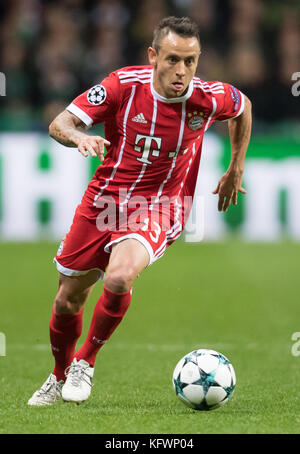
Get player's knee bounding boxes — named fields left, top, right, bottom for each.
left=54, top=294, right=70, bottom=314
left=104, top=266, right=136, bottom=293
left=54, top=290, right=85, bottom=314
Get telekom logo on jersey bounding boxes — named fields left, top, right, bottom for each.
left=134, top=134, right=180, bottom=164
left=134, top=134, right=162, bottom=164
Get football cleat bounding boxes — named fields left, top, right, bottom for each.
left=28, top=373, right=64, bottom=406
left=62, top=358, right=94, bottom=403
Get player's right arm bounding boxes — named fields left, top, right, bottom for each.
left=49, top=110, right=110, bottom=161
left=49, top=71, right=121, bottom=160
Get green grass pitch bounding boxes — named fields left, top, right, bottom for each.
left=1, top=240, right=300, bottom=434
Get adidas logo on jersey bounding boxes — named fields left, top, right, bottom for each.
left=131, top=113, right=147, bottom=124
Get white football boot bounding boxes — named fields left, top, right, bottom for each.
left=62, top=358, right=94, bottom=403
left=28, top=373, right=64, bottom=406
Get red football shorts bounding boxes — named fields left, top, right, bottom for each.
left=54, top=189, right=182, bottom=278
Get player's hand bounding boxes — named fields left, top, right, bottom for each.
left=212, top=170, right=246, bottom=212
left=77, top=135, right=111, bottom=161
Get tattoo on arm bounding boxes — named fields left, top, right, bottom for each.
left=49, top=111, right=90, bottom=147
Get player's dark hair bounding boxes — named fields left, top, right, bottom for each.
left=152, top=16, right=201, bottom=52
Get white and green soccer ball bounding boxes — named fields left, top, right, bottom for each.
left=172, top=349, right=236, bottom=411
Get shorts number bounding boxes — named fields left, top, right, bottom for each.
left=141, top=218, right=161, bottom=243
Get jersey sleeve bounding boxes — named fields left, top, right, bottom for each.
left=66, top=71, right=120, bottom=126
left=214, top=83, right=245, bottom=122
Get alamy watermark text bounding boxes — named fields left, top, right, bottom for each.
left=291, top=72, right=300, bottom=97
left=0, top=72, right=6, bottom=96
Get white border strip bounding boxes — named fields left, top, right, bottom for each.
left=54, top=258, right=104, bottom=279
left=118, top=69, right=153, bottom=76
left=204, top=97, right=217, bottom=131
left=119, top=73, right=152, bottom=80
left=121, top=97, right=158, bottom=206
left=120, top=78, right=151, bottom=85
left=104, top=233, right=154, bottom=266
left=66, top=103, right=94, bottom=126
left=231, top=91, right=245, bottom=119
left=153, top=101, right=186, bottom=203
left=94, top=85, right=136, bottom=203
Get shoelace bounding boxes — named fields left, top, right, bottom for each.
left=37, top=380, right=61, bottom=399
left=64, top=364, right=93, bottom=388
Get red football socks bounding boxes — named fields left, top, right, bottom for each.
left=49, top=306, right=83, bottom=382
left=75, top=285, right=132, bottom=367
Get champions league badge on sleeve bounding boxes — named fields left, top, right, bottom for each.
left=230, top=86, right=240, bottom=111
left=87, top=84, right=107, bottom=105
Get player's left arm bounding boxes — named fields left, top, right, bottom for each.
left=213, top=94, right=252, bottom=212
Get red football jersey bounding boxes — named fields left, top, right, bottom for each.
left=67, top=65, right=244, bottom=232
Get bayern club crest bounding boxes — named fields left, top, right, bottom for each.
left=87, top=84, right=107, bottom=105
left=187, top=111, right=206, bottom=130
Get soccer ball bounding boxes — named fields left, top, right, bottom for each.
left=172, top=349, right=236, bottom=411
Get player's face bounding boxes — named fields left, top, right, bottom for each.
left=148, top=31, right=200, bottom=98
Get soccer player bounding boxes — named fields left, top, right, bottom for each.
left=28, top=16, right=252, bottom=406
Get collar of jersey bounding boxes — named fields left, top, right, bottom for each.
left=150, top=69, right=194, bottom=103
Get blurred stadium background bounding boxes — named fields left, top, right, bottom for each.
left=0, top=0, right=300, bottom=242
